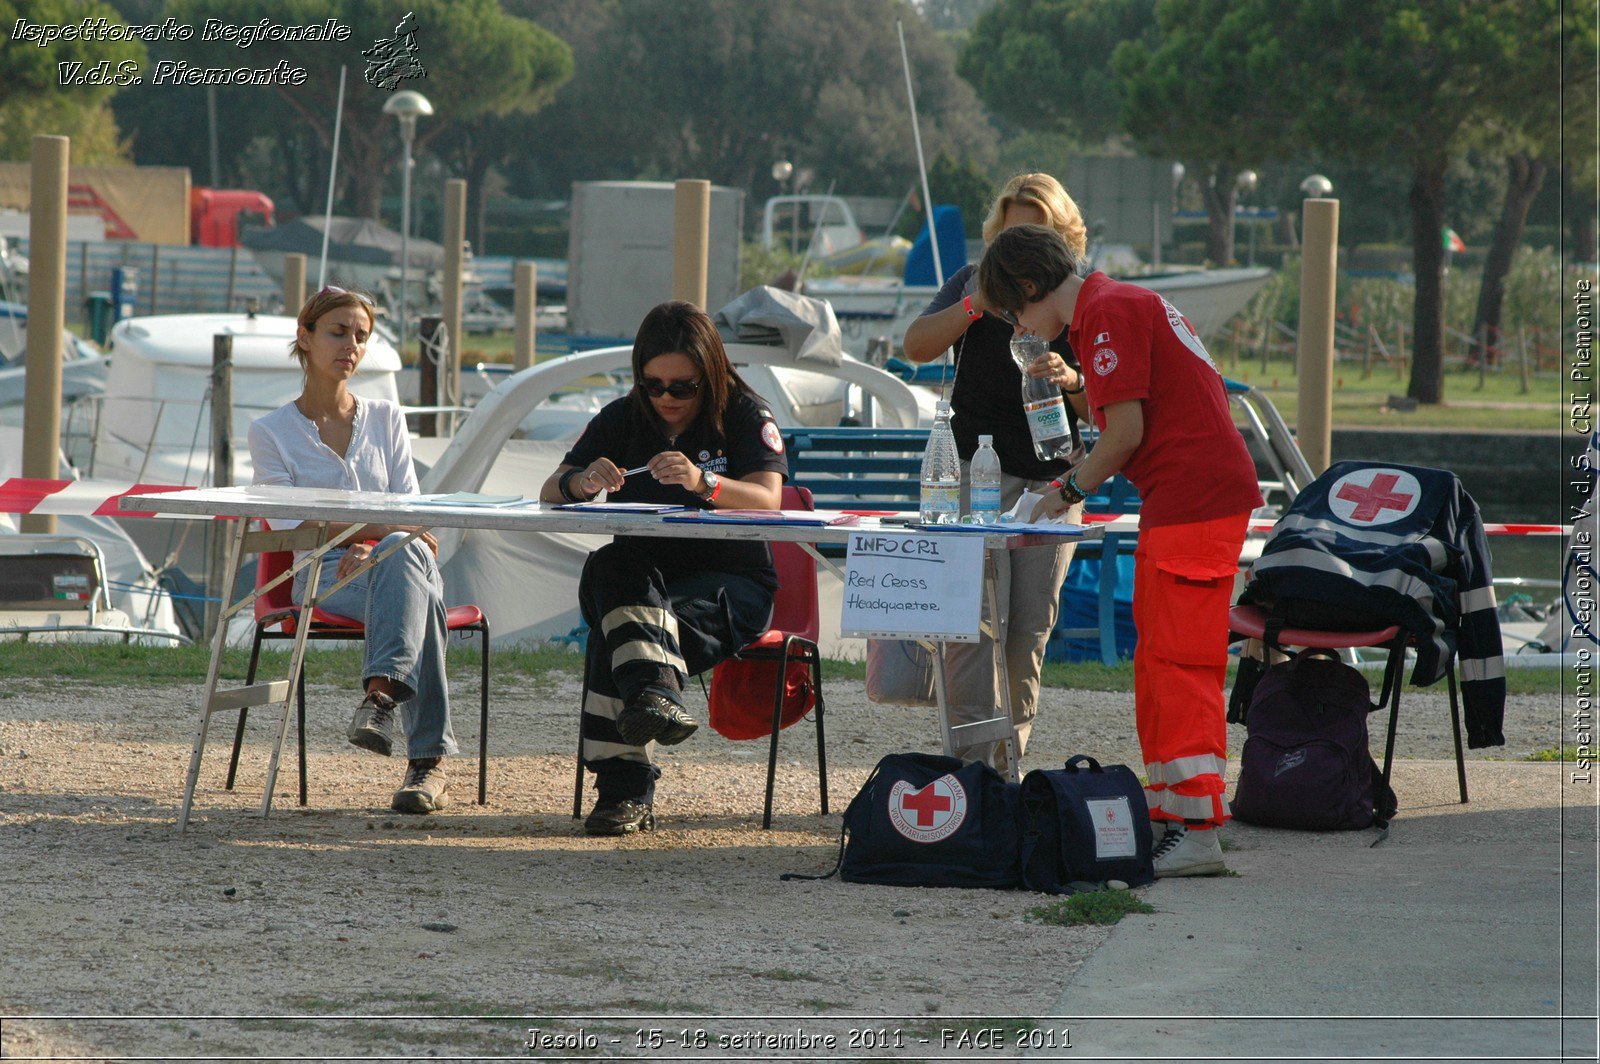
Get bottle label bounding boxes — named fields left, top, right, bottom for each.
left=921, top=484, right=960, bottom=512
left=1024, top=397, right=1068, bottom=444
left=970, top=486, right=1001, bottom=513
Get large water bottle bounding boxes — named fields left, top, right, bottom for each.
left=1011, top=332, right=1080, bottom=463
left=920, top=399, right=961, bottom=524
left=968, top=434, right=1002, bottom=524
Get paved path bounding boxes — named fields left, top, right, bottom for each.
left=1037, top=761, right=1599, bottom=1063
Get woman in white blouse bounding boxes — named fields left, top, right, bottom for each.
left=247, top=286, right=456, bottom=814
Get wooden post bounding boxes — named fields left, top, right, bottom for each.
left=225, top=243, right=239, bottom=312
left=672, top=178, right=711, bottom=307
left=1295, top=198, right=1339, bottom=475
left=441, top=178, right=467, bottom=428
left=283, top=252, right=307, bottom=314
left=418, top=315, right=443, bottom=437
left=1362, top=322, right=1372, bottom=379
left=203, top=333, right=234, bottom=641
left=1396, top=322, right=1406, bottom=380
left=22, top=135, right=69, bottom=534
left=513, top=260, right=537, bottom=371
left=1518, top=327, right=1531, bottom=394
left=149, top=243, right=161, bottom=315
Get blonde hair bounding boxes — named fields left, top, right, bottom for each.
left=288, top=285, right=376, bottom=375
left=981, top=172, right=1087, bottom=257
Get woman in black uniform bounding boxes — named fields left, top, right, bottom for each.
left=540, top=301, right=789, bottom=835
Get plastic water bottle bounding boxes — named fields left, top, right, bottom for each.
left=920, top=400, right=961, bottom=524
left=968, top=434, right=1002, bottom=524
left=1011, top=332, right=1079, bottom=463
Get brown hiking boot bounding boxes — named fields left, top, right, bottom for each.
left=391, top=757, right=448, bottom=814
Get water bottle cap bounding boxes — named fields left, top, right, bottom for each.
left=935, top=400, right=952, bottom=415
left=978, top=434, right=993, bottom=446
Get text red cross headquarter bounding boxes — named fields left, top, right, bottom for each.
left=1335, top=472, right=1414, bottom=522
left=900, top=784, right=951, bottom=827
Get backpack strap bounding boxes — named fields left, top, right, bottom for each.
left=781, top=758, right=885, bottom=882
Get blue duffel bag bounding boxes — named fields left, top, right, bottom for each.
left=1019, top=755, right=1156, bottom=893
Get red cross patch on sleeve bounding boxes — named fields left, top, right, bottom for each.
left=761, top=421, right=784, bottom=453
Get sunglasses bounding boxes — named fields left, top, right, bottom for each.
left=319, top=285, right=375, bottom=307
left=638, top=376, right=701, bottom=400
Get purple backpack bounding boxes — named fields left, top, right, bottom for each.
left=1232, top=654, right=1398, bottom=831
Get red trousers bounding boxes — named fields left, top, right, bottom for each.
left=1132, top=511, right=1251, bottom=828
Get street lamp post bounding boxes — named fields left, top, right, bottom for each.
left=383, top=90, right=433, bottom=357
left=1233, top=169, right=1258, bottom=266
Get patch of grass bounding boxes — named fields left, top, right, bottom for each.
left=1025, top=888, right=1155, bottom=927
left=1524, top=745, right=1584, bottom=762
left=796, top=998, right=851, bottom=1011
left=750, top=968, right=820, bottom=982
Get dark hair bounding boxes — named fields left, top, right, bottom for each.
left=629, top=300, right=747, bottom=438
left=977, top=224, right=1085, bottom=317
left=289, top=285, right=376, bottom=376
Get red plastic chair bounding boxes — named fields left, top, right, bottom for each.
left=1228, top=602, right=1467, bottom=808
left=224, top=542, right=493, bottom=806
left=571, top=485, right=829, bottom=829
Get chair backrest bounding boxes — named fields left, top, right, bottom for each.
left=254, top=549, right=296, bottom=622
left=768, top=485, right=820, bottom=642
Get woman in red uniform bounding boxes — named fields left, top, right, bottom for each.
left=978, top=224, right=1261, bottom=877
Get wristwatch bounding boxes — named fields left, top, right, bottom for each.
left=695, top=469, right=721, bottom=501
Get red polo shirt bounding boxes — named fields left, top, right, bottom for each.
left=1069, top=272, right=1262, bottom=527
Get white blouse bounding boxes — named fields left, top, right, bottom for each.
left=248, top=397, right=417, bottom=528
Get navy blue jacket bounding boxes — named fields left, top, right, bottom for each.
left=1241, top=461, right=1505, bottom=748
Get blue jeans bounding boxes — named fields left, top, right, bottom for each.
left=293, top=533, right=458, bottom=760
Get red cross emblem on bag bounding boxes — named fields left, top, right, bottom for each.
left=1329, top=468, right=1420, bottom=527
left=887, top=775, right=968, bottom=843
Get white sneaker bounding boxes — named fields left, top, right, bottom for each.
left=1152, top=825, right=1226, bottom=878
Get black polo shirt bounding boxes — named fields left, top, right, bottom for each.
left=923, top=263, right=1080, bottom=482
left=562, top=389, right=790, bottom=590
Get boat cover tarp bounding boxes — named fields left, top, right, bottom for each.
left=712, top=286, right=843, bottom=367
left=241, top=215, right=443, bottom=270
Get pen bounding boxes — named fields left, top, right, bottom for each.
left=621, top=465, right=651, bottom=477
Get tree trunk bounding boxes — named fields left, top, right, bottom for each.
left=1567, top=165, right=1599, bottom=264
left=1198, top=165, right=1238, bottom=266
left=1407, top=165, right=1447, bottom=404
left=1471, top=152, right=1547, bottom=366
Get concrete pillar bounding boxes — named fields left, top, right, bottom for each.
left=672, top=178, right=710, bottom=307
left=441, top=179, right=466, bottom=425
left=283, top=253, right=307, bottom=315
left=1296, top=198, right=1339, bottom=474
left=513, top=260, right=537, bottom=371
left=22, top=135, right=68, bottom=534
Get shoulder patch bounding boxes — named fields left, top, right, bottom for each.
left=761, top=421, right=784, bottom=453
left=1092, top=348, right=1118, bottom=375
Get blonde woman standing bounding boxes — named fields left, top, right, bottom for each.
left=902, top=173, right=1090, bottom=774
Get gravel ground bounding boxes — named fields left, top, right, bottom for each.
left=0, top=666, right=1565, bottom=1061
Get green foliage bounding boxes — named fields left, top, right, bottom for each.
left=508, top=0, right=997, bottom=201
left=0, top=0, right=145, bottom=161
left=899, top=153, right=995, bottom=240
left=1524, top=746, right=1583, bottom=763
left=1026, top=888, right=1154, bottom=926
left=119, top=0, right=573, bottom=218
left=960, top=0, right=1155, bottom=144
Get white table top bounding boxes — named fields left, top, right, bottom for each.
left=122, top=485, right=1098, bottom=548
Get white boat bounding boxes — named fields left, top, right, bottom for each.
left=760, top=193, right=1272, bottom=352
left=90, top=310, right=403, bottom=488
left=0, top=301, right=109, bottom=466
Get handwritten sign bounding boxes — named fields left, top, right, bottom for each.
left=840, top=530, right=984, bottom=641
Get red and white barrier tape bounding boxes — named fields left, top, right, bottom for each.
left=0, top=478, right=222, bottom=520
left=1080, top=512, right=1569, bottom=536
